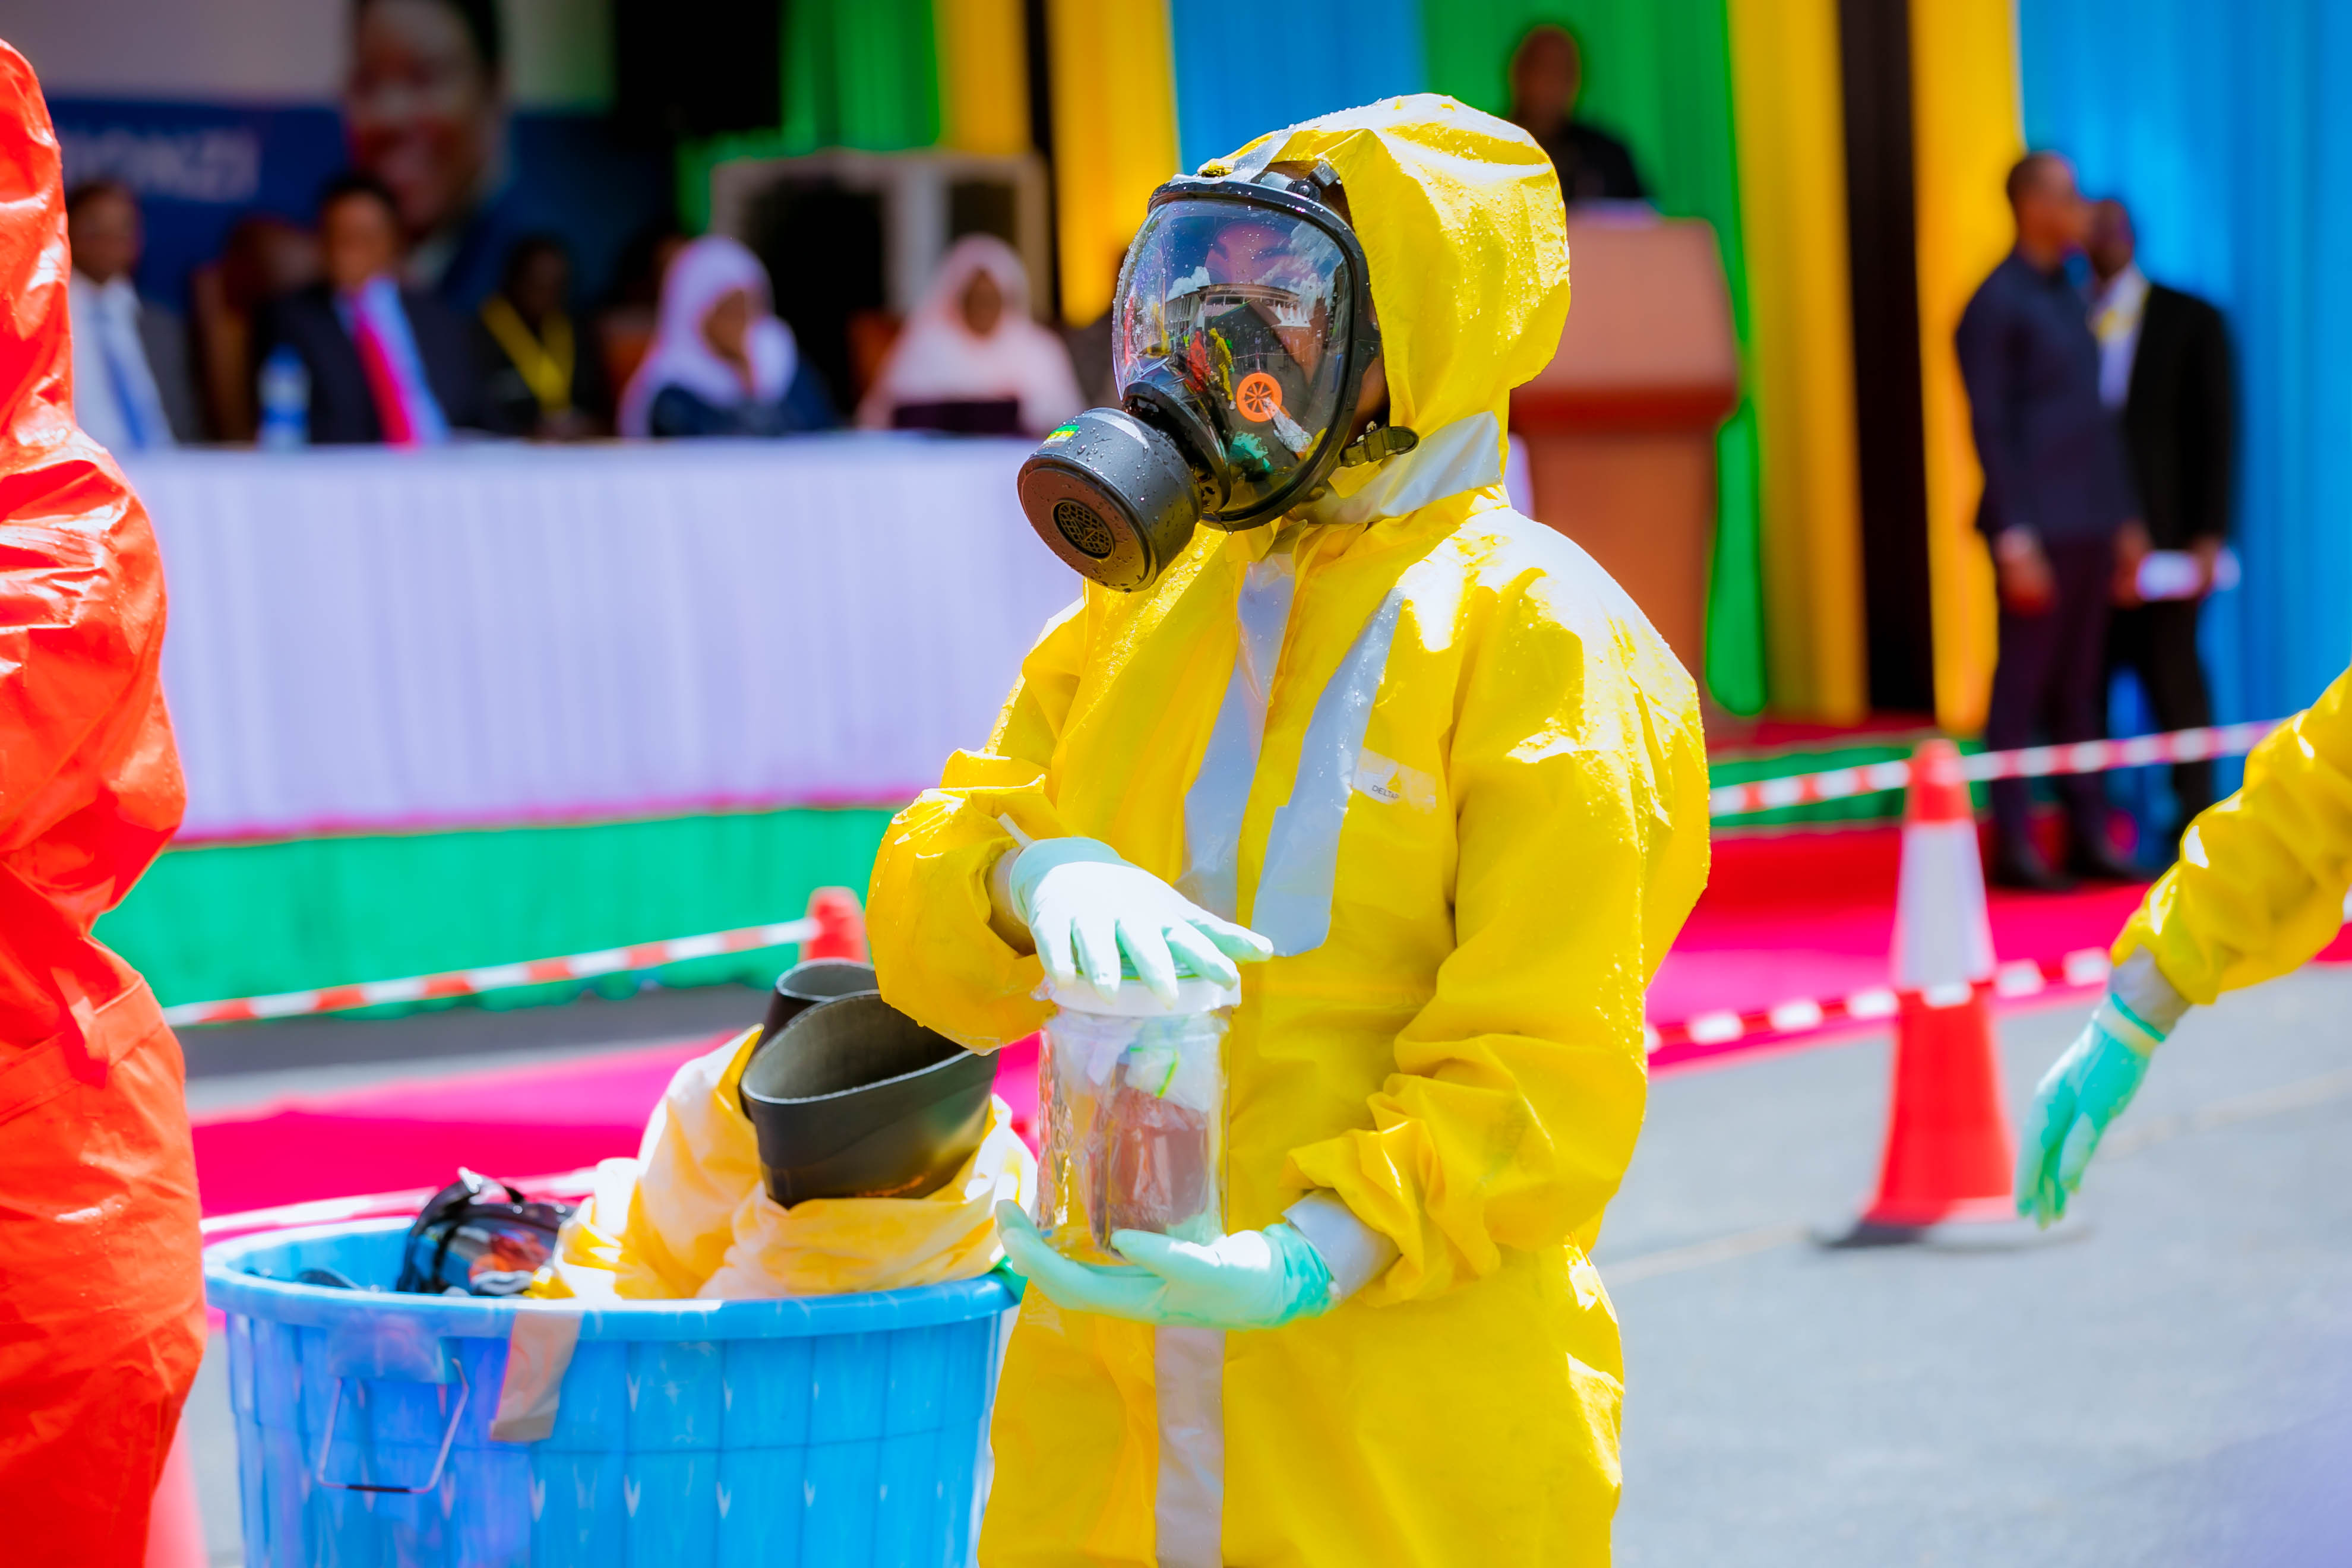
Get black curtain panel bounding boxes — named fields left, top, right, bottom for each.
left=1838, top=0, right=1937, bottom=715
left=1022, top=0, right=1063, bottom=323
left=615, top=0, right=782, bottom=142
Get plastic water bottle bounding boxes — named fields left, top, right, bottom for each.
left=257, top=345, right=309, bottom=450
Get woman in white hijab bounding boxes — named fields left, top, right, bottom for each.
left=856, top=235, right=1082, bottom=437
left=619, top=234, right=834, bottom=438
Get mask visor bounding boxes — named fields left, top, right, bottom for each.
left=1114, top=197, right=1361, bottom=525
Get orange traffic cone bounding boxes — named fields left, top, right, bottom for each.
left=801, top=886, right=870, bottom=963
left=1831, top=739, right=2030, bottom=1245
left=144, top=1416, right=206, bottom=1568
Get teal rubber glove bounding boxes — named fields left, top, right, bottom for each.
left=2015, top=991, right=2167, bottom=1227
left=994, top=1202, right=1335, bottom=1330
left=1003, top=837, right=1272, bottom=1003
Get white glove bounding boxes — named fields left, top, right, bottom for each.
left=1000, top=837, right=1270, bottom=1002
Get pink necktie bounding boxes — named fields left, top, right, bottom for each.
left=349, top=303, right=417, bottom=445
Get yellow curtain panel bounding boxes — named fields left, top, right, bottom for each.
left=1907, top=0, right=2022, bottom=734
left=1726, top=0, right=1867, bottom=722
left=935, top=0, right=1032, bottom=156
left=1045, top=0, right=1180, bottom=325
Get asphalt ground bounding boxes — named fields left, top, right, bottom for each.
left=1598, top=963, right=2352, bottom=1567
left=179, top=966, right=2352, bottom=1564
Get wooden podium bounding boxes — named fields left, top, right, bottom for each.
left=1511, top=213, right=1740, bottom=682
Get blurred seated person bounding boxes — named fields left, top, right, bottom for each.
left=255, top=172, right=486, bottom=443
left=189, top=214, right=320, bottom=441
left=65, top=180, right=200, bottom=448
left=1510, top=24, right=1646, bottom=206
left=617, top=235, right=833, bottom=438
left=856, top=235, right=1081, bottom=437
left=479, top=233, right=605, bottom=438
left=596, top=223, right=687, bottom=406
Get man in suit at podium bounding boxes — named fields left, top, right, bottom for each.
left=2088, top=197, right=2234, bottom=856
left=1509, top=24, right=1646, bottom=206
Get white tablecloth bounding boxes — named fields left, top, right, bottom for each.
left=126, top=438, right=1077, bottom=842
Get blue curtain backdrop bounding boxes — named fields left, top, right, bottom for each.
left=1166, top=0, right=1428, bottom=174
left=2019, top=1, right=2352, bottom=728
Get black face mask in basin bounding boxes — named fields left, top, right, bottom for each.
left=737, top=992, right=997, bottom=1207
left=757, top=959, right=878, bottom=1048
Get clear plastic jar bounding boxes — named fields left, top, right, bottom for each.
left=1032, top=976, right=1235, bottom=1263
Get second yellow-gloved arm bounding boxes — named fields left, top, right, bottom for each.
left=2116, top=665, right=2352, bottom=1001
left=2014, top=662, right=2352, bottom=1221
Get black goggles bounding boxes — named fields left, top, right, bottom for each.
left=394, top=1168, right=574, bottom=1297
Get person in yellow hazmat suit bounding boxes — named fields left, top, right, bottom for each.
left=867, top=96, right=1710, bottom=1566
left=2019, top=666, right=2352, bottom=1225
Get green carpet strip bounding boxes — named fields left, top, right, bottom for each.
left=98, top=807, right=899, bottom=1016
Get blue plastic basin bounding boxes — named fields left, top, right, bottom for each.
left=205, top=1219, right=1019, bottom=1566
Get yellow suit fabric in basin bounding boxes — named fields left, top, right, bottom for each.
left=2116, top=664, right=2352, bottom=1000
left=868, top=96, right=1711, bottom=1567
left=595, top=1026, right=1032, bottom=1300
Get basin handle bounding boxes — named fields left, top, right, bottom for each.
left=313, top=1359, right=470, bottom=1495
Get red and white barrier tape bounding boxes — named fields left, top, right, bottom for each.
left=198, top=949, right=2118, bottom=1235
left=162, top=917, right=820, bottom=1029
left=1646, top=946, right=2113, bottom=1054
left=1709, top=719, right=2283, bottom=819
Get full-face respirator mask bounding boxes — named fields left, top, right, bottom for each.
left=1017, top=161, right=1412, bottom=592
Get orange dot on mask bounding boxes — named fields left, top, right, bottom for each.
left=1235, top=372, right=1284, bottom=422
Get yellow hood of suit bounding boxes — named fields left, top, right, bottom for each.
left=1212, top=94, right=1569, bottom=470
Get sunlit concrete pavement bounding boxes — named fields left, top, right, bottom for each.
left=180, top=968, right=2352, bottom=1564
left=1600, top=964, right=2352, bottom=1567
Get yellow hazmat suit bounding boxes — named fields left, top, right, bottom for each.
left=2115, top=666, right=2352, bottom=996
left=870, top=97, right=1710, bottom=1566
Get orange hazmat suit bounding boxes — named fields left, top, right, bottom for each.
left=0, top=43, right=204, bottom=1566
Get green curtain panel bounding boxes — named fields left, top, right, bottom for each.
left=677, top=0, right=943, bottom=232
left=97, top=808, right=900, bottom=1014
left=779, top=0, right=942, bottom=153
left=1422, top=0, right=1768, bottom=714
left=1710, top=401, right=1767, bottom=712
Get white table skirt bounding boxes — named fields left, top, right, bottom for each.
left=127, top=438, right=1078, bottom=842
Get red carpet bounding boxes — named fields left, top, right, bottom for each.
left=1649, top=826, right=2152, bottom=1023
left=196, top=826, right=2321, bottom=1218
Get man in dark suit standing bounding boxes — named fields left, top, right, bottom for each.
left=255, top=172, right=485, bottom=443
left=1956, top=152, right=2146, bottom=890
left=2088, top=197, right=2233, bottom=856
